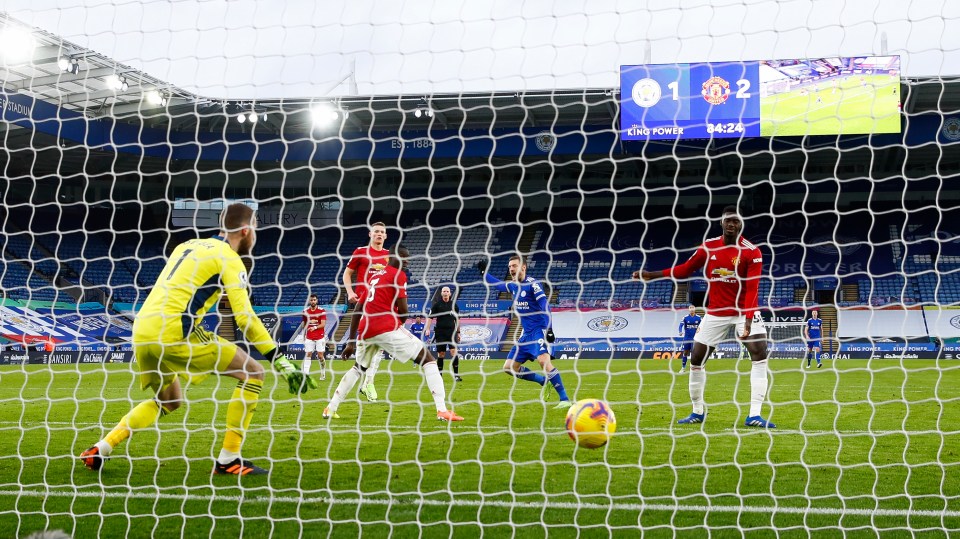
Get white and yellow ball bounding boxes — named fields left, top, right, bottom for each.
left=565, top=399, right=617, bottom=449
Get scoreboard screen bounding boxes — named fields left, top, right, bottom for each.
left=620, top=56, right=901, bottom=141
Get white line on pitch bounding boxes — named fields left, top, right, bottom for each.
left=0, top=420, right=954, bottom=436
left=0, top=488, right=956, bottom=520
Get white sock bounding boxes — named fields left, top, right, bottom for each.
left=217, top=448, right=240, bottom=465
left=329, top=366, right=363, bottom=413
left=365, top=351, right=384, bottom=387
left=302, top=355, right=312, bottom=375
left=95, top=439, right=113, bottom=457
left=750, top=360, right=769, bottom=417
left=422, top=362, right=448, bottom=413
left=689, top=366, right=706, bottom=415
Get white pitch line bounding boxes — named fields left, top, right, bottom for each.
left=0, top=420, right=955, bottom=436
left=0, top=488, right=957, bottom=520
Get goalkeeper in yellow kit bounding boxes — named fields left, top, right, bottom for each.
left=80, top=203, right=315, bottom=476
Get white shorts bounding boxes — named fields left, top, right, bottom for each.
left=304, top=339, right=325, bottom=354
left=357, top=327, right=424, bottom=368
left=693, top=313, right=766, bottom=347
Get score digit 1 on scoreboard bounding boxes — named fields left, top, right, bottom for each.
left=620, top=62, right=761, bottom=140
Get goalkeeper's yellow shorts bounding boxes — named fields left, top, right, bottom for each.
left=133, top=326, right=238, bottom=392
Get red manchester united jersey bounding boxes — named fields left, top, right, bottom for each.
left=347, top=246, right=390, bottom=300
left=666, top=235, right=762, bottom=318
left=358, top=265, right=408, bottom=339
left=303, top=307, right=326, bottom=341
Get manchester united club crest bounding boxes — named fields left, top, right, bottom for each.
left=701, top=76, right=731, bottom=105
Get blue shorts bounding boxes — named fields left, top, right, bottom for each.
left=681, top=339, right=695, bottom=352
left=807, top=341, right=821, bottom=350
left=508, top=330, right=551, bottom=363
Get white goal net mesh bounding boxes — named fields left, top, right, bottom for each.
left=0, top=2, right=959, bottom=537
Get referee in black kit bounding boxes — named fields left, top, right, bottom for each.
left=425, top=285, right=462, bottom=381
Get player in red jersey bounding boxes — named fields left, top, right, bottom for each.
left=636, top=206, right=775, bottom=428
left=342, top=222, right=390, bottom=401
left=344, top=222, right=390, bottom=304
left=326, top=246, right=463, bottom=422
left=302, top=293, right=327, bottom=380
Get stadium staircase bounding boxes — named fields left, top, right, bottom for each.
left=501, top=315, right=521, bottom=352
left=673, top=282, right=689, bottom=304
left=217, top=297, right=236, bottom=341
left=819, top=305, right=839, bottom=354
left=331, top=307, right=354, bottom=347
left=841, top=284, right=859, bottom=302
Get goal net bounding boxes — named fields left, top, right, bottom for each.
left=0, top=3, right=958, bottom=537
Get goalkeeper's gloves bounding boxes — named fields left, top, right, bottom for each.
left=476, top=259, right=488, bottom=274
left=545, top=328, right=556, bottom=343
left=272, top=353, right=317, bottom=394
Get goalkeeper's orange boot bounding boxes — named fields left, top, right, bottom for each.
left=437, top=410, right=464, bottom=422
left=214, top=458, right=268, bottom=476
left=80, top=446, right=104, bottom=471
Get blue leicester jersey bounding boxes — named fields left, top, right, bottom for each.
left=807, top=318, right=822, bottom=339
left=485, top=273, right=551, bottom=333
left=679, top=315, right=701, bottom=339
left=410, top=322, right=425, bottom=339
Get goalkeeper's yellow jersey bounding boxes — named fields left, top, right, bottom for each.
left=132, top=236, right=276, bottom=355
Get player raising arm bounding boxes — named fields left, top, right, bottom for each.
left=326, top=246, right=463, bottom=422
left=81, top=203, right=314, bottom=476
left=805, top=309, right=823, bottom=369
left=634, top=206, right=775, bottom=428
left=478, top=255, right=571, bottom=410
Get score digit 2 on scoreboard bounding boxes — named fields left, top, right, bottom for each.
left=620, top=62, right=761, bottom=140
left=620, top=56, right=901, bottom=140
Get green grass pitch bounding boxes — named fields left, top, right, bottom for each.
left=760, top=75, right=901, bottom=137
left=1, top=358, right=959, bottom=537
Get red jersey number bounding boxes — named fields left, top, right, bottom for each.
left=359, top=267, right=407, bottom=339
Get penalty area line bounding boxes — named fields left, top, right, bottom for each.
left=0, top=488, right=956, bottom=519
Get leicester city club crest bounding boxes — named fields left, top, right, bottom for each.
left=534, top=131, right=556, bottom=152
left=701, top=76, right=731, bottom=105
left=587, top=316, right=629, bottom=333
left=942, top=118, right=960, bottom=142
left=949, top=315, right=960, bottom=330
left=631, top=78, right=662, bottom=108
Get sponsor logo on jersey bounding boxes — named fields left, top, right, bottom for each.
left=701, top=76, right=731, bottom=105
left=587, top=316, right=629, bottom=333
left=711, top=268, right=735, bottom=277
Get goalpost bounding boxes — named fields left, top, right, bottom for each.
left=0, top=3, right=958, bottom=537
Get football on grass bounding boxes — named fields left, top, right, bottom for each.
left=565, top=399, right=617, bottom=449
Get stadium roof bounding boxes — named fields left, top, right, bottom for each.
left=1, top=12, right=959, bottom=138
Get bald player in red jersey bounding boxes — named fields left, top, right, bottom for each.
left=636, top=206, right=775, bottom=428
left=326, top=246, right=463, bottom=422
left=342, top=222, right=390, bottom=401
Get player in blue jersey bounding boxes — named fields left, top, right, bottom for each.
left=677, top=305, right=702, bottom=374
left=478, top=255, right=572, bottom=410
left=805, top=310, right=823, bottom=369
left=410, top=315, right=426, bottom=341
